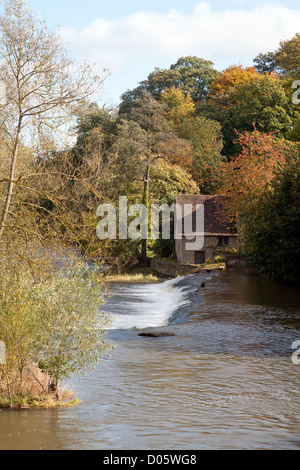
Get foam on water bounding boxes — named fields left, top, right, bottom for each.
left=106, top=276, right=193, bottom=330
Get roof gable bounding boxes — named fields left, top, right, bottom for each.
left=175, top=194, right=236, bottom=235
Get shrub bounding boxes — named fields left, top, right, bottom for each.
left=0, top=263, right=113, bottom=407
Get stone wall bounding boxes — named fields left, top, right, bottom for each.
left=176, top=235, right=239, bottom=264
left=225, top=255, right=246, bottom=268
left=150, top=258, right=202, bottom=277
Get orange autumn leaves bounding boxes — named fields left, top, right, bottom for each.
left=209, top=65, right=260, bottom=97
left=217, top=127, right=296, bottom=218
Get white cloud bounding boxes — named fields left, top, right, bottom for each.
left=60, top=2, right=300, bottom=103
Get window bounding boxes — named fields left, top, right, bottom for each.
left=195, top=251, right=205, bottom=264
left=218, top=236, right=229, bottom=247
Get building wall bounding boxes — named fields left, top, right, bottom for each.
left=176, top=235, right=239, bottom=264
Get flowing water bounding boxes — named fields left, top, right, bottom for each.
left=1, top=269, right=300, bottom=450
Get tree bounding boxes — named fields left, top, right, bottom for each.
left=115, top=91, right=202, bottom=263
left=155, top=136, right=194, bottom=170
left=216, top=128, right=296, bottom=222
left=161, top=86, right=195, bottom=125
left=253, top=51, right=278, bottom=75
left=274, top=33, right=300, bottom=79
left=0, top=0, right=103, bottom=242
left=176, top=116, right=224, bottom=193
left=149, top=159, right=198, bottom=203
left=119, top=92, right=171, bottom=263
left=119, top=56, right=219, bottom=114
left=203, top=73, right=294, bottom=156
left=35, top=265, right=112, bottom=392
left=231, top=74, right=293, bottom=133
left=168, top=56, right=219, bottom=102
left=208, top=65, right=259, bottom=97
left=243, top=150, right=300, bottom=281
left=254, top=33, right=300, bottom=79
left=0, top=262, right=113, bottom=405
left=72, top=103, right=117, bottom=167
left=111, top=118, right=148, bottom=201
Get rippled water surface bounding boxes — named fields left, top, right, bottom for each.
left=1, top=269, right=300, bottom=450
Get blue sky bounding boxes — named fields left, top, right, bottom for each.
left=25, top=1, right=300, bottom=106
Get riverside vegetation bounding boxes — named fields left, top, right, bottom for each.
left=0, top=0, right=300, bottom=407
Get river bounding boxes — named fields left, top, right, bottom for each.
left=0, top=269, right=300, bottom=450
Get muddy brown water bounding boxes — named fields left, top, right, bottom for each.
left=0, top=270, right=300, bottom=450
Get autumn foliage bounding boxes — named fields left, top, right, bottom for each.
left=208, top=65, right=259, bottom=97
left=156, top=138, right=194, bottom=168
left=216, top=127, right=296, bottom=219
left=161, top=86, right=195, bottom=125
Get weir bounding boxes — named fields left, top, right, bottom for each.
left=105, top=274, right=211, bottom=330
left=107, top=276, right=190, bottom=329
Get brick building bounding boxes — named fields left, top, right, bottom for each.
left=175, top=194, right=239, bottom=265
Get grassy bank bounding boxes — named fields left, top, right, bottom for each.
left=0, top=389, right=81, bottom=410
left=101, top=266, right=164, bottom=283
left=100, top=262, right=226, bottom=284
left=102, top=272, right=161, bottom=283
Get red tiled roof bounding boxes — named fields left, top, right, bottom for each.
left=175, top=194, right=236, bottom=235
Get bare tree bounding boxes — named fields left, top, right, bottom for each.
left=0, top=0, right=104, bottom=241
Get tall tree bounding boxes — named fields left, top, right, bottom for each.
left=168, top=56, right=219, bottom=102
left=254, top=33, right=300, bottom=79
left=176, top=116, right=224, bottom=193
left=119, top=56, right=218, bottom=115
left=243, top=150, right=300, bottom=281
left=161, top=86, right=195, bottom=126
left=216, top=128, right=296, bottom=221
left=203, top=73, right=294, bottom=156
left=72, top=102, right=117, bottom=169
left=122, top=92, right=170, bottom=263
left=274, top=33, right=300, bottom=79
left=208, top=65, right=259, bottom=97
left=0, top=0, right=102, bottom=241
left=118, top=91, right=200, bottom=263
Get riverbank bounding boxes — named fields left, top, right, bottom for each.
left=100, top=260, right=226, bottom=284
left=150, top=258, right=226, bottom=278
left=0, top=390, right=81, bottom=410
left=100, top=270, right=161, bottom=284
left=0, top=364, right=82, bottom=410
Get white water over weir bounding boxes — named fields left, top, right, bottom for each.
left=106, top=276, right=194, bottom=330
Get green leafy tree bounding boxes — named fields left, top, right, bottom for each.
left=149, top=159, right=198, bottom=204
left=161, top=86, right=195, bottom=126
left=35, top=265, right=112, bottom=392
left=0, top=263, right=112, bottom=405
left=117, top=92, right=188, bottom=263
left=253, top=52, right=278, bottom=75
left=254, top=33, right=300, bottom=79
left=243, top=150, right=300, bottom=281
left=72, top=103, right=117, bottom=167
left=204, top=73, right=294, bottom=156
left=168, top=56, right=219, bottom=102
left=176, top=116, right=224, bottom=193
left=119, top=56, right=218, bottom=115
